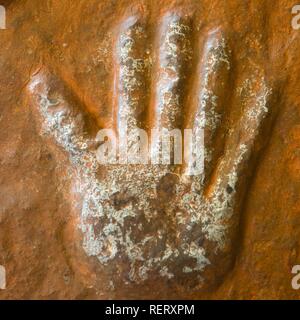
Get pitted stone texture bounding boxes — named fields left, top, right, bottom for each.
left=0, top=0, right=299, bottom=299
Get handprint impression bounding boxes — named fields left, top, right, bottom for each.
left=28, top=13, right=274, bottom=288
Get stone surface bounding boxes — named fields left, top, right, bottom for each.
left=0, top=0, right=300, bottom=299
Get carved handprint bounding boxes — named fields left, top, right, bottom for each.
left=27, top=12, right=274, bottom=289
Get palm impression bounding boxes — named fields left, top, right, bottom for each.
left=28, top=12, right=274, bottom=288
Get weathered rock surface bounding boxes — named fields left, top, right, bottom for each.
left=0, top=0, right=300, bottom=299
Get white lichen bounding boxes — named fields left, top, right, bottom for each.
left=29, top=19, right=271, bottom=285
